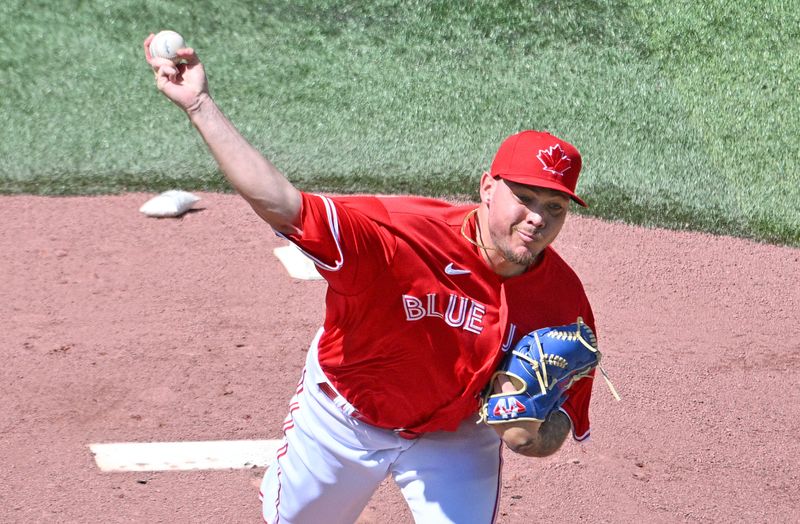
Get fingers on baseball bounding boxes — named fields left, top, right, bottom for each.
left=143, top=34, right=156, bottom=59
left=176, top=47, right=199, bottom=64
left=147, top=51, right=173, bottom=71
left=144, top=34, right=195, bottom=67
left=152, top=63, right=179, bottom=85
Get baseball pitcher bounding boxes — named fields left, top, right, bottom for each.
left=145, top=33, right=610, bottom=524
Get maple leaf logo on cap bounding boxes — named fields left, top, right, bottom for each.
left=537, top=144, right=572, bottom=177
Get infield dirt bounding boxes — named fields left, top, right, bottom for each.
left=2, top=193, right=798, bottom=523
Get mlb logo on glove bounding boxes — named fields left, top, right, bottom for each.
left=491, top=397, right=527, bottom=419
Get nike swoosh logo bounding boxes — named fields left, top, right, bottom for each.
left=445, top=263, right=471, bottom=276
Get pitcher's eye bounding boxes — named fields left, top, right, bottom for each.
left=515, top=194, right=532, bottom=204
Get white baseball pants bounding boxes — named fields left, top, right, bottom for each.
left=259, top=331, right=504, bottom=524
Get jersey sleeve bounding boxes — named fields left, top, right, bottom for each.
left=559, top=304, right=597, bottom=441
left=279, top=192, right=396, bottom=294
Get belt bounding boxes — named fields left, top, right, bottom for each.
left=317, top=382, right=420, bottom=440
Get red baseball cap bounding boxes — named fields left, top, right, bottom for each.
left=490, top=130, right=587, bottom=207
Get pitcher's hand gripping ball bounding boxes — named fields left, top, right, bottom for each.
left=480, top=318, right=607, bottom=424
left=149, top=30, right=185, bottom=63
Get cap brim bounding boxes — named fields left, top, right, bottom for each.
left=499, top=174, right=588, bottom=208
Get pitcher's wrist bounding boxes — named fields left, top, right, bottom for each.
left=186, top=92, right=214, bottom=119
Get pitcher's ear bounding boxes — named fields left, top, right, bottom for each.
left=480, top=171, right=497, bottom=205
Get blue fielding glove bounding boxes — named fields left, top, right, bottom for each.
left=480, top=318, right=601, bottom=424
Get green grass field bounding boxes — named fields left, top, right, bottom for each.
left=1, top=1, right=798, bottom=246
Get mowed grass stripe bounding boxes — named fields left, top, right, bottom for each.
left=0, top=1, right=797, bottom=245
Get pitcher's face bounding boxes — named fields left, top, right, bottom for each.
left=481, top=176, right=570, bottom=268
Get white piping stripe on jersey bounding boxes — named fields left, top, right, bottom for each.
left=317, top=193, right=341, bottom=245
left=574, top=431, right=591, bottom=442
left=275, top=194, right=344, bottom=272
left=559, top=406, right=590, bottom=442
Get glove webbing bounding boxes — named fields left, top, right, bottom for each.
left=525, top=318, right=621, bottom=401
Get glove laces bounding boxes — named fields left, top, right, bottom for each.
left=528, top=317, right=621, bottom=401
left=566, top=317, right=621, bottom=401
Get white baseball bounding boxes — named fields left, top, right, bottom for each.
left=149, top=30, right=185, bottom=63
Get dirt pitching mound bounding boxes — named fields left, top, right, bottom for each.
left=2, top=193, right=798, bottom=523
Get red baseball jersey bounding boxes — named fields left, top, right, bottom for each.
left=281, top=192, right=596, bottom=440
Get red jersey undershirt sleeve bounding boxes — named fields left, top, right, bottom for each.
left=559, top=304, right=597, bottom=442
left=279, top=192, right=397, bottom=295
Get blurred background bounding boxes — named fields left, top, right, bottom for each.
left=1, top=0, right=797, bottom=245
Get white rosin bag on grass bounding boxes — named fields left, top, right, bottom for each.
left=139, top=190, right=200, bottom=218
